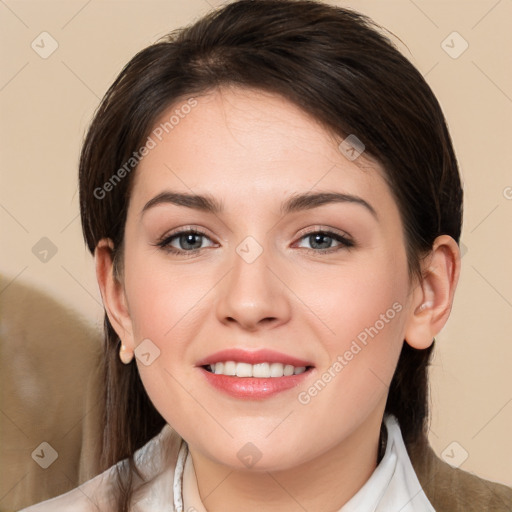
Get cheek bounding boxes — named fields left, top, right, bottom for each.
left=123, top=247, right=211, bottom=343
left=297, top=256, right=407, bottom=347
left=122, top=249, right=218, bottom=424
left=294, top=258, right=408, bottom=405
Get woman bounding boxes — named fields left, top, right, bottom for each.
left=20, top=0, right=512, bottom=510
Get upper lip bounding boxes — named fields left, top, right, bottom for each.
left=196, top=348, right=314, bottom=368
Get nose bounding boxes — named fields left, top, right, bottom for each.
left=215, top=243, right=292, bottom=331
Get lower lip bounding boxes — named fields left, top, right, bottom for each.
left=198, top=367, right=314, bottom=399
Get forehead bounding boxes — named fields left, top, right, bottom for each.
left=129, top=86, right=395, bottom=218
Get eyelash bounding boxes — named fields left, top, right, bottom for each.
left=153, top=226, right=355, bottom=256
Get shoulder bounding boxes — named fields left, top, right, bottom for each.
left=17, top=467, right=117, bottom=512
left=407, top=436, right=512, bottom=512
left=18, top=423, right=183, bottom=512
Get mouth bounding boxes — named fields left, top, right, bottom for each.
left=196, top=348, right=316, bottom=399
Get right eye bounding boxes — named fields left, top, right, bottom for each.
left=154, top=228, right=216, bottom=255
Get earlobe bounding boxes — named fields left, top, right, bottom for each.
left=404, top=235, right=461, bottom=350
left=94, top=238, right=135, bottom=353
left=119, top=344, right=135, bottom=364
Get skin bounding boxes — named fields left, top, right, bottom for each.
left=95, top=86, right=460, bottom=511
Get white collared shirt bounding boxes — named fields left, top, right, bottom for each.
left=19, top=414, right=435, bottom=511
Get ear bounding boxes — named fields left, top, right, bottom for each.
left=404, top=235, right=461, bottom=349
left=94, top=238, right=135, bottom=352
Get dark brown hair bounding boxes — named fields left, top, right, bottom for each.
left=78, top=0, right=463, bottom=509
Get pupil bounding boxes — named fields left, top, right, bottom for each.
left=182, top=233, right=202, bottom=249
left=311, top=233, right=331, bottom=249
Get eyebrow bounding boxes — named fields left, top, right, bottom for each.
left=140, top=190, right=378, bottom=220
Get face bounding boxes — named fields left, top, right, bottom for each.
left=116, top=86, right=417, bottom=471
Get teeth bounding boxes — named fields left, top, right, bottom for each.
left=208, top=361, right=308, bottom=378
left=223, top=361, right=236, bottom=376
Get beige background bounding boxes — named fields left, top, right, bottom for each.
left=1, top=0, right=511, bottom=495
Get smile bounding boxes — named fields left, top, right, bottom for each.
left=196, top=348, right=315, bottom=399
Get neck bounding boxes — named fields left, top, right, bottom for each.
left=189, top=407, right=385, bottom=512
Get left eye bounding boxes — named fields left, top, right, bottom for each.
left=295, top=231, right=354, bottom=252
